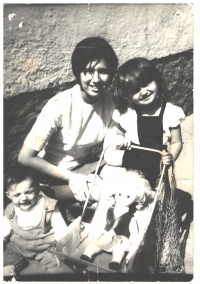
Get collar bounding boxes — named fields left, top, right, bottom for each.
left=113, top=206, right=129, bottom=219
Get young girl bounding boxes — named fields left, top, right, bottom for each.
left=104, top=57, right=185, bottom=189
left=3, top=165, right=69, bottom=276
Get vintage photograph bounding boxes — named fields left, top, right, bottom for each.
left=3, top=3, right=193, bottom=282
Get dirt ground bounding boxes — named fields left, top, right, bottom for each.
left=175, top=113, right=194, bottom=274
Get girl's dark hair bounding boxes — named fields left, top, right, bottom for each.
left=114, top=58, right=166, bottom=114
left=71, top=37, right=118, bottom=82
left=5, top=165, right=38, bottom=192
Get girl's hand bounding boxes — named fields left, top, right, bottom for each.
left=161, top=150, right=173, bottom=166
left=116, top=135, right=132, bottom=150
left=68, top=172, right=90, bottom=202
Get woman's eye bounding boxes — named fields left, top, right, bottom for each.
left=85, top=69, right=93, bottom=74
left=119, top=193, right=121, bottom=196
left=14, top=194, right=20, bottom=197
left=127, top=195, right=130, bottom=198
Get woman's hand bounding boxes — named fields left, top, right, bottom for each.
left=68, top=172, right=90, bottom=202
left=161, top=150, right=173, bottom=166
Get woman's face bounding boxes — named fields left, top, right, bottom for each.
left=79, top=59, right=112, bottom=104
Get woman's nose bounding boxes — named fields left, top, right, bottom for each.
left=92, top=71, right=100, bottom=83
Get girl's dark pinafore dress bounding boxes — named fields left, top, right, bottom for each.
left=122, top=102, right=166, bottom=189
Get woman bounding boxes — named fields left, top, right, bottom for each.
left=18, top=37, right=118, bottom=203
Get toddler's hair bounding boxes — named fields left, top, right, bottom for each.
left=114, top=57, right=166, bottom=114
left=5, top=164, right=38, bottom=192
left=71, top=37, right=118, bottom=82
left=126, top=169, right=155, bottom=210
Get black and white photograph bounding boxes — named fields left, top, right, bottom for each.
left=3, top=2, right=194, bottom=282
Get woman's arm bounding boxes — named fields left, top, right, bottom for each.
left=18, top=144, right=72, bottom=181
left=162, top=125, right=183, bottom=166
left=18, top=144, right=89, bottom=202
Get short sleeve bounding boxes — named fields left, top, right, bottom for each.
left=24, top=95, right=64, bottom=152
left=112, top=109, right=121, bottom=123
left=166, top=104, right=185, bottom=128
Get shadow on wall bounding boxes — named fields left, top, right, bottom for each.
left=4, top=50, right=193, bottom=175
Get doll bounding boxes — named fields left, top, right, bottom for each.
left=79, top=169, right=155, bottom=271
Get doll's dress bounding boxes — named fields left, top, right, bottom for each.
left=94, top=207, right=132, bottom=252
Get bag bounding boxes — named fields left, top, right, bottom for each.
left=155, top=165, right=185, bottom=274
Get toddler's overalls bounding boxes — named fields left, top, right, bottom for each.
left=4, top=196, right=57, bottom=273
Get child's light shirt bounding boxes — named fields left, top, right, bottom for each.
left=24, top=84, right=115, bottom=170
left=104, top=102, right=185, bottom=147
left=3, top=192, right=68, bottom=241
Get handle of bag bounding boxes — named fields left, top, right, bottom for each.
left=81, top=143, right=164, bottom=220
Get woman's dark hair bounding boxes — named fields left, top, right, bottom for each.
left=5, top=164, right=38, bottom=192
left=114, top=58, right=166, bottom=114
left=71, top=37, right=118, bottom=82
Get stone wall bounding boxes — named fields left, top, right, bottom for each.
left=4, top=3, right=193, bottom=97
left=4, top=4, right=193, bottom=173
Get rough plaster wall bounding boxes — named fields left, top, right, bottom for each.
left=4, top=3, right=193, bottom=98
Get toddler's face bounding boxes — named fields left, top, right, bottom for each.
left=6, top=178, right=39, bottom=212
left=129, top=80, right=159, bottom=107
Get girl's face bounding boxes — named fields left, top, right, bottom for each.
left=79, top=59, right=112, bottom=104
left=129, top=81, right=159, bottom=107
left=6, top=178, right=39, bottom=212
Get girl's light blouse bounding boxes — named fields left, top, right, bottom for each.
left=109, top=102, right=185, bottom=146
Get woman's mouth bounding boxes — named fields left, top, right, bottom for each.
left=90, top=85, right=101, bottom=93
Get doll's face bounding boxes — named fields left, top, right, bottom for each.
left=114, top=170, right=146, bottom=207
left=115, top=189, right=137, bottom=207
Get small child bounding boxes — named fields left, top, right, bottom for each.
left=78, top=169, right=155, bottom=271
left=3, top=165, right=68, bottom=276
left=104, top=57, right=185, bottom=188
